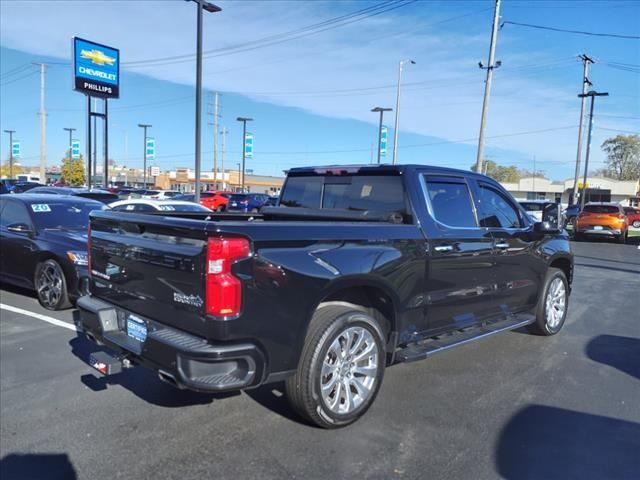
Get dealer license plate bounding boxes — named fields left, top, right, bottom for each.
left=126, top=315, right=147, bottom=343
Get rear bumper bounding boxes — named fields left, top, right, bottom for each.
left=76, top=295, right=266, bottom=392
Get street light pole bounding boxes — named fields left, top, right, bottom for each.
left=138, top=124, right=151, bottom=188
left=578, top=90, right=609, bottom=210
left=236, top=117, right=253, bottom=191
left=63, top=128, right=76, bottom=161
left=190, top=0, right=222, bottom=203
left=4, top=130, right=15, bottom=179
left=371, top=107, right=392, bottom=164
left=237, top=162, right=241, bottom=191
left=392, top=59, right=415, bottom=165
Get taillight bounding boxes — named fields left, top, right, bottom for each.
left=205, top=237, right=251, bottom=317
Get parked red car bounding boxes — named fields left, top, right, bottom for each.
left=174, top=191, right=231, bottom=211
left=623, top=207, right=640, bottom=228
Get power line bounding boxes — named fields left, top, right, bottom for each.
left=0, top=69, right=37, bottom=87
left=501, top=20, right=640, bottom=40
left=0, top=64, right=32, bottom=80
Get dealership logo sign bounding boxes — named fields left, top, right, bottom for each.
left=73, top=37, right=120, bottom=98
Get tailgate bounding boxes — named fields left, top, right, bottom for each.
left=89, top=211, right=210, bottom=336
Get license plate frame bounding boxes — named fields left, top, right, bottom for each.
left=126, top=314, right=147, bottom=343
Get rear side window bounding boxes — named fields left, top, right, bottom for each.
left=477, top=185, right=522, bottom=228
left=584, top=205, right=619, bottom=214
left=424, top=177, right=476, bottom=228
left=281, top=175, right=406, bottom=215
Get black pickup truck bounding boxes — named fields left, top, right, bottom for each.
left=77, top=164, right=572, bottom=428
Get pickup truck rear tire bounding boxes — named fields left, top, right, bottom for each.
left=285, top=304, right=386, bottom=428
left=527, top=267, right=568, bottom=336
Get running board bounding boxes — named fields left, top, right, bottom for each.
left=395, top=315, right=535, bottom=363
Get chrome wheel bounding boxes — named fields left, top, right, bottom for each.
left=320, top=326, right=379, bottom=415
left=37, top=263, right=64, bottom=308
left=545, top=277, right=566, bottom=329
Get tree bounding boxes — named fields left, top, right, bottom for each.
left=0, top=161, right=23, bottom=178
left=61, top=154, right=85, bottom=186
left=600, top=134, right=640, bottom=181
left=470, top=160, right=546, bottom=183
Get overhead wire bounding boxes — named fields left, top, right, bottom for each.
left=501, top=20, right=640, bottom=40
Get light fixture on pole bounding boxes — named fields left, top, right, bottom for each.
left=237, top=117, right=253, bottom=191
left=188, top=0, right=222, bottom=202
left=63, top=127, right=76, bottom=161
left=371, top=107, right=392, bottom=164
left=138, top=124, right=151, bottom=188
left=578, top=90, right=608, bottom=210
left=392, top=59, right=415, bottom=165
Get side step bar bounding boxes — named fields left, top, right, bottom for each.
left=395, top=315, right=535, bottom=363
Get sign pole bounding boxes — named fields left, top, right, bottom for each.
left=104, top=98, right=109, bottom=189
left=86, top=96, right=92, bottom=187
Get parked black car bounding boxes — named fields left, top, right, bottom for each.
left=26, top=186, right=118, bottom=204
left=0, top=194, right=105, bottom=310
left=78, top=164, right=573, bottom=428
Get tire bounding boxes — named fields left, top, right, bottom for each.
left=617, top=231, right=627, bottom=244
left=216, top=206, right=225, bottom=212
left=573, top=232, right=582, bottom=241
left=527, top=267, right=569, bottom=336
left=34, top=259, right=71, bottom=310
left=633, top=220, right=640, bottom=229
left=251, top=208, right=259, bottom=213
left=285, top=304, right=386, bottom=428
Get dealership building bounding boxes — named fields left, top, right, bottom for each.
left=500, top=176, right=640, bottom=207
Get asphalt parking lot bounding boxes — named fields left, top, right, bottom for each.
left=1, top=238, right=639, bottom=480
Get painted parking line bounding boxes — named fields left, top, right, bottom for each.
left=0, top=303, right=77, bottom=332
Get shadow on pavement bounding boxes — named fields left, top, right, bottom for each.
left=496, top=405, right=640, bottom=480
left=585, top=334, right=640, bottom=380
left=573, top=254, right=640, bottom=266
left=0, top=281, right=38, bottom=300
left=245, top=382, right=307, bottom=425
left=0, top=453, right=76, bottom=480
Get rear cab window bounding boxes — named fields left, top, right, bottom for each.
left=280, top=172, right=411, bottom=223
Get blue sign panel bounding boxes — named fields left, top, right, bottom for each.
left=73, top=37, right=119, bottom=98
left=71, top=140, right=80, bottom=159
left=146, top=138, right=155, bottom=159
left=380, top=126, right=388, bottom=157
left=11, top=142, right=20, bottom=158
left=245, top=133, right=253, bottom=159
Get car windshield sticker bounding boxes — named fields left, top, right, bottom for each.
left=31, top=204, right=51, bottom=213
left=126, top=205, right=135, bottom=210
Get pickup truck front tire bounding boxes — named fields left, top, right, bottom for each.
left=528, top=267, right=569, bottom=336
left=286, top=304, right=386, bottom=428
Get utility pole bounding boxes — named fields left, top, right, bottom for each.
left=475, top=0, right=502, bottom=173
left=4, top=130, right=15, bottom=178
left=533, top=155, right=536, bottom=193
left=371, top=107, right=392, bottom=164
left=33, top=63, right=47, bottom=182
left=138, top=124, right=151, bottom=188
left=237, top=162, right=241, bottom=191
left=220, top=126, right=227, bottom=190
left=212, top=92, right=219, bottom=188
left=392, top=59, right=415, bottom=165
left=579, top=90, right=608, bottom=210
left=236, top=117, right=253, bottom=191
left=572, top=54, right=595, bottom=205
left=63, top=128, right=76, bottom=161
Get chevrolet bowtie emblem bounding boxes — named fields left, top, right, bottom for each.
left=80, top=49, right=115, bottom=66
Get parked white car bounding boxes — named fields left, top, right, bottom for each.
left=109, top=199, right=212, bottom=213
left=140, top=190, right=181, bottom=200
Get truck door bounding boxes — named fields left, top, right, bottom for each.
left=417, top=174, right=497, bottom=334
left=472, top=180, right=542, bottom=314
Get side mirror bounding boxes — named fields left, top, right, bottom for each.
left=534, top=221, right=559, bottom=233
left=7, top=223, right=33, bottom=235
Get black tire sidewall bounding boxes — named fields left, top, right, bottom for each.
left=536, top=269, right=569, bottom=335
left=34, top=259, right=69, bottom=311
left=308, top=309, right=386, bottom=428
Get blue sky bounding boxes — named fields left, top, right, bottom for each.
left=1, top=0, right=638, bottom=180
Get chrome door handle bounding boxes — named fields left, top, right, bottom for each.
left=495, top=242, right=509, bottom=249
left=434, top=245, right=454, bottom=253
